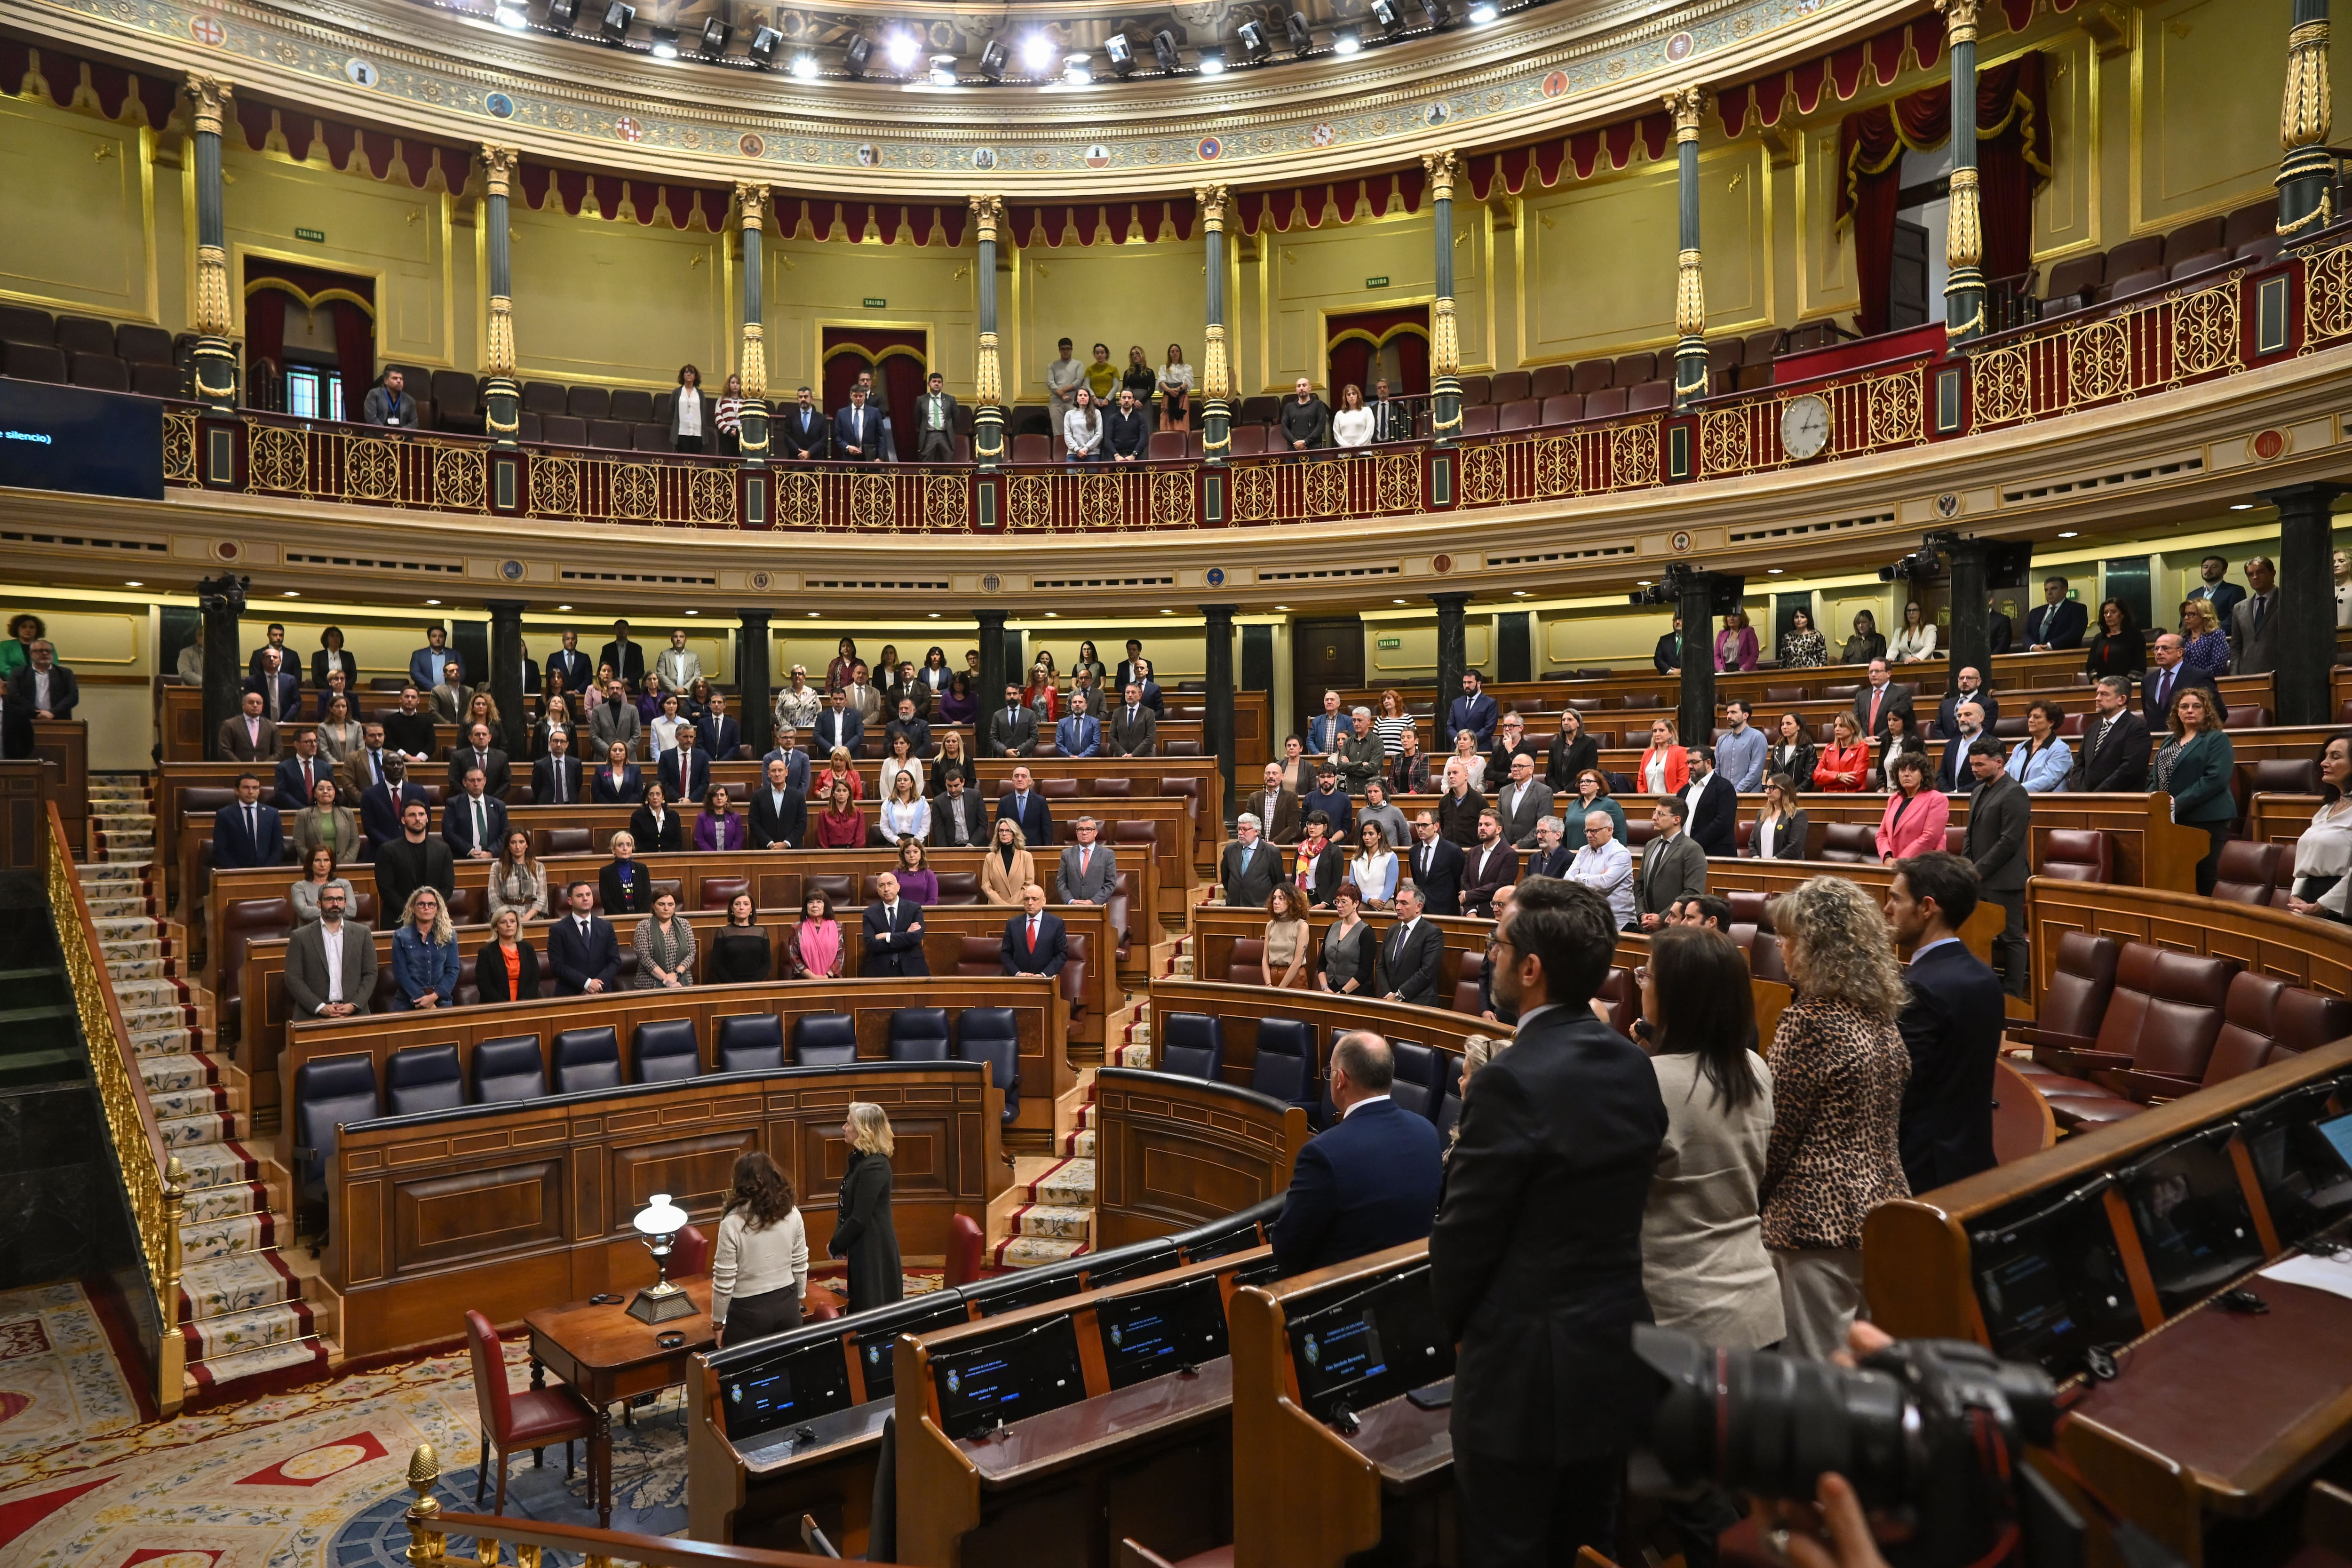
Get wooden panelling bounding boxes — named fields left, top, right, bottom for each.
left=1092, top=1068, right=1309, bottom=1250
left=0, top=761, right=55, bottom=870
left=2025, top=876, right=2352, bottom=999
left=31, top=721, right=86, bottom=860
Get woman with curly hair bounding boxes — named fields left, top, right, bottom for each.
left=711, top=1150, right=808, bottom=1345
left=1759, top=876, right=1910, bottom=1358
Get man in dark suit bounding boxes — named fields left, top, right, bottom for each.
left=1934, top=700, right=1995, bottom=794
left=1680, top=746, right=1739, bottom=858
left=1437, top=764, right=1485, bottom=847
left=1380, top=884, right=1444, bottom=1005
left=930, top=772, right=988, bottom=848
left=861, top=874, right=929, bottom=976
left=697, top=693, right=742, bottom=760
left=247, top=622, right=295, bottom=685
left=2140, top=632, right=2220, bottom=733
left=443, top=768, right=508, bottom=860
left=660, top=726, right=711, bottom=804
left=1246, top=763, right=1303, bottom=846
left=546, top=629, right=593, bottom=697
left=1849, top=659, right=1916, bottom=741
left=1987, top=598, right=2014, bottom=655
left=762, top=730, right=812, bottom=796
left=1886, top=852, right=2006, bottom=1195
left=1652, top=616, right=1683, bottom=674
left=1108, top=684, right=1158, bottom=757
left=832, top=385, right=884, bottom=461
left=445, top=723, right=511, bottom=800
left=2070, top=676, right=2151, bottom=792
left=986, top=684, right=1039, bottom=759
left=374, top=798, right=454, bottom=929
left=1431, top=877, right=1668, bottom=1562
left=749, top=757, right=808, bottom=849
left=1524, top=816, right=1573, bottom=881
left=1219, top=815, right=1279, bottom=907
left=1964, top=748, right=2033, bottom=996
left=911, top=371, right=960, bottom=463
left=532, top=728, right=584, bottom=806
left=213, top=773, right=285, bottom=868
left=997, top=765, right=1052, bottom=846
left=215, top=691, right=279, bottom=764
left=1113, top=638, right=1147, bottom=699
left=2186, top=553, right=2246, bottom=630
left=1406, top=812, right=1465, bottom=917
left=1636, top=796, right=1708, bottom=931
left=381, top=687, right=436, bottom=763
left=3, top=639, right=78, bottom=757
left=1934, top=665, right=1999, bottom=739
left=273, top=732, right=332, bottom=811
left=1299, top=764, right=1353, bottom=845
left=548, top=880, right=620, bottom=994
left=245, top=648, right=301, bottom=723
left=1368, top=377, right=1414, bottom=443
left=1000, top=883, right=1067, bottom=978
left=885, top=697, right=932, bottom=760
left=282, top=882, right=377, bottom=1019
left=1444, top=669, right=1499, bottom=752
left=597, top=621, right=646, bottom=690
left=780, top=386, right=830, bottom=461
left=1460, top=809, right=1519, bottom=919
left=1269, top=1032, right=1444, bottom=1276
left=357, top=762, right=428, bottom=860
left=2025, top=575, right=2089, bottom=651
left=812, top=689, right=864, bottom=761
left=2228, top=554, right=2279, bottom=677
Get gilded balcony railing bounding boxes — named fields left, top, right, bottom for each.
left=48, top=803, right=187, bottom=1418
left=1970, top=267, right=2251, bottom=428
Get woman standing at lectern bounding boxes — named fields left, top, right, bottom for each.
left=832, top=1103, right=904, bottom=1315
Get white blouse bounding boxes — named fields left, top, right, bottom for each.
left=2293, top=798, right=2352, bottom=915
left=649, top=714, right=683, bottom=756
left=1333, top=407, right=1375, bottom=447
left=1755, top=816, right=1780, bottom=859
left=677, top=386, right=704, bottom=437
left=879, top=754, right=925, bottom=801
left=881, top=795, right=931, bottom=842
left=1644, top=750, right=1670, bottom=793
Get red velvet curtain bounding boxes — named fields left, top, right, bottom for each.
left=1324, top=306, right=1431, bottom=399
left=1328, top=340, right=1372, bottom=400
left=1393, top=333, right=1430, bottom=397
left=328, top=299, right=375, bottom=422
left=243, top=289, right=286, bottom=410
left=1836, top=50, right=2049, bottom=336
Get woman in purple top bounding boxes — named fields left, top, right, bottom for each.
left=938, top=671, right=978, bottom=725
left=893, top=837, right=940, bottom=904
left=694, top=784, right=747, bottom=850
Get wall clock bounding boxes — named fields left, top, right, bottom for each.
left=1780, top=394, right=1831, bottom=461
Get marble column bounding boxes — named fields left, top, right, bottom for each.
left=735, top=183, right=771, bottom=463
left=1200, top=604, right=1237, bottom=805
left=1198, top=185, right=1232, bottom=462
left=2265, top=482, right=2346, bottom=725
left=739, top=609, right=774, bottom=755
left=2279, top=0, right=2336, bottom=236
left=1425, top=152, right=1462, bottom=444
left=481, top=146, right=521, bottom=446
left=1674, top=575, right=1717, bottom=747
left=1667, top=88, right=1711, bottom=407
left=186, top=76, right=238, bottom=412
left=1942, top=0, right=1988, bottom=342
left=1431, top=592, right=1470, bottom=730
left=196, top=573, right=247, bottom=750
left=971, top=196, right=1005, bottom=469
left=487, top=602, right=528, bottom=760
left=1943, top=538, right=1992, bottom=685
left=976, top=612, right=1009, bottom=717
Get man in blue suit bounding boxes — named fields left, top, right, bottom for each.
left=1444, top=668, right=1499, bottom=751
left=244, top=648, right=301, bottom=724
left=696, top=692, right=742, bottom=761
left=442, top=767, right=509, bottom=860
left=272, top=732, right=331, bottom=811
left=997, top=764, right=1052, bottom=846
left=213, top=773, right=285, bottom=868
left=1055, top=693, right=1102, bottom=758
left=1270, top=1032, right=1443, bottom=1277
left=832, top=385, right=884, bottom=462
left=545, top=629, right=593, bottom=698
left=811, top=690, right=863, bottom=760
left=408, top=625, right=455, bottom=693
left=2024, top=575, right=2089, bottom=651
left=860, top=873, right=930, bottom=976
left=659, top=726, right=711, bottom=805
left=780, top=385, right=830, bottom=462
left=1885, top=852, right=2006, bottom=1195
left=1000, top=883, right=1068, bottom=978
left=762, top=728, right=812, bottom=796
left=548, top=881, right=620, bottom=995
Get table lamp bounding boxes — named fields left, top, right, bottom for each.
left=626, top=1192, right=697, bottom=1323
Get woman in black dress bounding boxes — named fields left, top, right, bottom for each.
left=1542, top=706, right=1600, bottom=794
left=707, top=892, right=770, bottom=983
left=832, top=1103, right=904, bottom=1315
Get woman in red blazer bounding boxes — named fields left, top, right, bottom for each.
left=1812, top=712, right=1871, bottom=792
left=1636, top=717, right=1691, bottom=796
left=1874, top=751, right=1950, bottom=862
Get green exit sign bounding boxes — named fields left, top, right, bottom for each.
left=862, top=297, right=887, bottom=308
left=1365, top=275, right=1390, bottom=288
left=1377, top=637, right=1402, bottom=649
left=294, top=227, right=326, bottom=243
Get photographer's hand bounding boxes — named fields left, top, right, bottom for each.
left=1779, top=1474, right=1890, bottom=1568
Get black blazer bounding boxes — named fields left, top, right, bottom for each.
left=861, top=899, right=930, bottom=976
left=472, top=938, right=541, bottom=1003
left=832, top=1151, right=902, bottom=1315
left=598, top=639, right=646, bottom=686
left=2070, top=710, right=2151, bottom=793
left=1755, top=809, right=1810, bottom=860
left=1895, top=940, right=2007, bottom=1194
left=532, top=754, right=584, bottom=806
left=1934, top=732, right=1994, bottom=794
left=1381, top=917, right=1444, bottom=1004
left=547, top=913, right=620, bottom=994
left=628, top=805, right=683, bottom=853
left=1685, top=773, right=1739, bottom=858
left=1964, top=772, right=2032, bottom=893
left=929, top=788, right=988, bottom=848
left=310, top=648, right=358, bottom=690
left=1764, top=741, right=1817, bottom=792
left=1001, top=910, right=1067, bottom=977
left=593, top=764, right=644, bottom=805
left=1269, top=1099, right=1444, bottom=1277
left=599, top=859, right=655, bottom=918
left=1219, top=840, right=1280, bottom=907
left=2026, top=599, right=2089, bottom=650
left=780, top=406, right=831, bottom=460
left=1295, top=841, right=1347, bottom=907
left=2140, top=666, right=2219, bottom=732
left=1934, top=688, right=2000, bottom=739
left=1429, top=1004, right=1669, bottom=1464
left=1544, top=732, right=1600, bottom=793
left=1406, top=836, right=1465, bottom=917
left=546, top=647, right=593, bottom=695
left=750, top=785, right=808, bottom=849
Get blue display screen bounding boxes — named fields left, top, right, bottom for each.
left=0, top=380, right=163, bottom=501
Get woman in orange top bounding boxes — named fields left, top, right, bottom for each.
left=1636, top=717, right=1690, bottom=796
left=1813, top=712, right=1870, bottom=791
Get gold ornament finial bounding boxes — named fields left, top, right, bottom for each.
left=1421, top=151, right=1458, bottom=202
left=186, top=74, right=232, bottom=136
left=1664, top=86, right=1708, bottom=141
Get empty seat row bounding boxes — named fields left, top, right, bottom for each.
left=0, top=339, right=183, bottom=397
left=0, top=304, right=176, bottom=363
left=2042, top=201, right=2280, bottom=311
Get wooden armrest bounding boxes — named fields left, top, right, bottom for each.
left=2031, top=1044, right=2136, bottom=1079
left=2009, top=1026, right=2098, bottom=1054
left=2122, top=1070, right=2203, bottom=1102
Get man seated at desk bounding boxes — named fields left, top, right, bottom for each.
left=1268, top=1031, right=1443, bottom=1277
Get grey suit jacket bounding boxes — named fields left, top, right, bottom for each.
left=1057, top=841, right=1119, bottom=904
left=283, top=919, right=379, bottom=1017
left=1107, top=706, right=1157, bottom=757
left=1636, top=832, right=1708, bottom=916
left=986, top=706, right=1038, bottom=758
left=590, top=700, right=642, bottom=757
left=657, top=647, right=704, bottom=694
left=2229, top=593, right=2279, bottom=676
left=1494, top=780, right=1557, bottom=848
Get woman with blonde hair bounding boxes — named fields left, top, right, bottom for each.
left=981, top=817, right=1035, bottom=905
left=1758, top=876, right=1910, bottom=1358
left=816, top=745, right=864, bottom=801
left=464, top=689, right=502, bottom=732
left=2180, top=596, right=2232, bottom=678
left=389, top=886, right=459, bottom=1010
left=832, top=1103, right=903, bottom=1314
left=1637, top=717, right=1689, bottom=796
left=711, top=1150, right=806, bottom=1345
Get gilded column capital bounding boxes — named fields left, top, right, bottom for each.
left=969, top=194, right=1003, bottom=242
left=1664, top=86, right=1709, bottom=141
left=1421, top=151, right=1458, bottom=202
left=1935, top=0, right=1979, bottom=46
left=479, top=144, right=519, bottom=199
left=1194, top=184, right=1229, bottom=231
left=185, top=74, right=232, bottom=135
left=734, top=180, right=767, bottom=229
left=2282, top=16, right=2334, bottom=152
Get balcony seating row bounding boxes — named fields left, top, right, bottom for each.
left=0, top=305, right=185, bottom=398
left=2040, top=200, right=2280, bottom=311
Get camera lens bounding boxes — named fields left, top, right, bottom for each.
left=1635, top=1326, right=1914, bottom=1506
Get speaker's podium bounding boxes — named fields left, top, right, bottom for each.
left=1227, top=1242, right=1456, bottom=1568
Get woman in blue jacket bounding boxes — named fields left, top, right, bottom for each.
left=2153, top=685, right=2237, bottom=895
left=390, top=886, right=461, bottom=1009
left=2004, top=700, right=2074, bottom=792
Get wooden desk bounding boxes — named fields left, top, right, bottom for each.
left=528, top=1276, right=718, bottom=1529
left=31, top=720, right=86, bottom=859
left=1092, top=1068, right=1308, bottom=1252
left=961, top=1357, right=1234, bottom=1487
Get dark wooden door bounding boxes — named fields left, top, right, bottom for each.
left=1889, top=221, right=1931, bottom=330
left=1291, top=618, right=1366, bottom=731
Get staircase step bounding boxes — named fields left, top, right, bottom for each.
left=993, top=1235, right=1088, bottom=1270
left=139, top=1052, right=222, bottom=1094
left=1012, top=1203, right=1092, bottom=1241
left=147, top=1084, right=229, bottom=1121
left=1029, top=1158, right=1095, bottom=1209
left=180, top=1250, right=299, bottom=1321
left=180, top=1211, right=276, bottom=1261
left=1066, top=1128, right=1097, bottom=1159
left=171, top=1140, right=260, bottom=1191
left=156, top=1109, right=238, bottom=1149
left=185, top=1333, right=328, bottom=1394
left=181, top=1299, right=315, bottom=1361
left=180, top=1179, right=270, bottom=1225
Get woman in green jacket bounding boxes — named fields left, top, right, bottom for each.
left=0, top=614, right=41, bottom=683
left=2153, top=685, right=2236, bottom=895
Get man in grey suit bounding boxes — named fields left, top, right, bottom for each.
left=2228, top=555, right=2279, bottom=677
left=656, top=628, right=703, bottom=696
left=1056, top=816, right=1119, bottom=905
left=282, top=883, right=377, bottom=1018
left=1964, top=748, right=2033, bottom=995
left=1635, top=796, right=1707, bottom=931
left=1380, top=884, right=1444, bottom=1005
left=1492, top=751, right=1555, bottom=848
left=1107, top=684, right=1158, bottom=757
left=1219, top=814, right=1280, bottom=907
left=590, top=678, right=642, bottom=757
left=987, top=684, right=1039, bottom=758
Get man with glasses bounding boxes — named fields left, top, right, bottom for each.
left=1566, top=809, right=1634, bottom=930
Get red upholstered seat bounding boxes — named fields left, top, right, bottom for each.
left=955, top=935, right=1000, bottom=976
left=1450, top=947, right=1486, bottom=1013
left=2037, top=829, right=2113, bottom=883
left=1225, top=938, right=1264, bottom=985
left=465, top=1308, right=593, bottom=1515
left=2212, top=839, right=2283, bottom=905
left=945, top=1213, right=985, bottom=1288
left=669, top=1223, right=712, bottom=1278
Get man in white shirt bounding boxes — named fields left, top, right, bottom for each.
left=1566, top=811, right=1635, bottom=930
left=284, top=882, right=376, bottom=1018
left=657, top=629, right=702, bottom=696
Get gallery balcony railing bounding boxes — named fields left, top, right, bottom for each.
left=154, top=229, right=2352, bottom=535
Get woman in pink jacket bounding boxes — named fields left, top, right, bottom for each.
left=1714, top=610, right=1760, bottom=672
left=1874, top=751, right=1950, bottom=863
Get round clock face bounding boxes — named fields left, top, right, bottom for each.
left=1780, top=393, right=1832, bottom=461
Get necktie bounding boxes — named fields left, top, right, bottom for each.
left=2158, top=669, right=2174, bottom=707
left=370, top=752, right=383, bottom=785
left=554, top=764, right=566, bottom=804
left=1869, top=687, right=1884, bottom=729
left=247, top=716, right=259, bottom=746
left=2254, top=595, right=2268, bottom=629
left=473, top=797, right=486, bottom=845
left=1026, top=917, right=1038, bottom=952
left=301, top=759, right=313, bottom=796
left=245, top=804, right=256, bottom=845
left=578, top=917, right=589, bottom=939
left=1079, top=846, right=1091, bottom=877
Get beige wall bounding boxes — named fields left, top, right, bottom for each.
left=0, top=94, right=157, bottom=325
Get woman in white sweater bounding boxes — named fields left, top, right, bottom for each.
left=1063, top=387, right=1105, bottom=462
left=1332, top=383, right=1375, bottom=447
left=710, top=1151, right=809, bottom=1345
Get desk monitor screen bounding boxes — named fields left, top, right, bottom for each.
left=852, top=1295, right=973, bottom=1400
left=721, top=1337, right=858, bottom=1443
left=1084, top=1242, right=1184, bottom=1290
left=2122, top=1133, right=2265, bottom=1316
left=1181, top=1216, right=1264, bottom=1263
left=1097, top=1274, right=1230, bottom=1389
left=932, top=1315, right=1088, bottom=1441
left=1284, top=1264, right=1454, bottom=1424
left=1232, top=1255, right=1282, bottom=1289
left=1969, top=1178, right=2142, bottom=1375
left=2241, top=1087, right=2352, bottom=1246
left=969, top=1271, right=1084, bottom=1318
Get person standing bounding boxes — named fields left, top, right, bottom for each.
left=2153, top=685, right=2238, bottom=896
left=832, top=1103, right=904, bottom=1316
left=1279, top=375, right=1330, bottom=451
left=1001, top=883, right=1068, bottom=980
left=2186, top=553, right=2247, bottom=629
left=2025, top=575, right=2088, bottom=651
left=1379, top=883, right=1443, bottom=1005
left=1044, top=338, right=1087, bottom=434
left=2069, top=676, right=2151, bottom=792
left=1884, top=854, right=2005, bottom=1196
left=912, top=371, right=958, bottom=463
left=860, top=873, right=929, bottom=976
left=1268, top=1032, right=1442, bottom=1275
left=711, top=1151, right=809, bottom=1346
left=1218, top=814, right=1279, bottom=907
left=282, top=882, right=377, bottom=1019
left=1636, top=797, right=1707, bottom=931
left=1963, top=748, right=2032, bottom=996
left=2228, top=555, right=2280, bottom=676
left=1431, top=877, right=1668, bottom=1563
left=373, top=799, right=453, bottom=930
left=2, top=638, right=76, bottom=758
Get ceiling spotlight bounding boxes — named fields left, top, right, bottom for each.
left=1151, top=28, right=1180, bottom=71
left=598, top=1, right=632, bottom=41
left=544, top=0, right=577, bottom=27
left=649, top=25, right=679, bottom=57
left=884, top=30, right=919, bottom=71
left=927, top=53, right=957, bottom=85
left=1237, top=20, right=1271, bottom=59
left=842, top=34, right=872, bottom=73
left=2057, top=531, right=2079, bottom=539
left=978, top=38, right=1009, bottom=79
left=1103, top=32, right=1135, bottom=74
left=494, top=0, right=530, bottom=30
left=1370, top=0, right=1406, bottom=36
left=699, top=17, right=729, bottom=53
left=2230, top=501, right=2255, bottom=510
left=1198, top=50, right=1225, bottom=73
left=747, top=24, right=779, bottom=64
left=1332, top=30, right=1361, bottom=52
left=1020, top=32, right=1056, bottom=72
left=1062, top=52, right=1092, bottom=82
left=790, top=49, right=820, bottom=78
left=1467, top=0, right=1496, bottom=18
left=1284, top=10, right=1313, bottom=50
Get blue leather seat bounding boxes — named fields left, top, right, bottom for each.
left=887, top=1008, right=952, bottom=1061
left=292, top=1054, right=380, bottom=1237
left=1249, top=1018, right=1318, bottom=1113
left=1434, top=1089, right=1462, bottom=1141
left=715, top=1013, right=785, bottom=1073
left=472, top=1035, right=546, bottom=1102
left=383, top=1043, right=463, bottom=1115
left=955, top=1007, right=1020, bottom=1123
left=1388, top=1039, right=1438, bottom=1119
left=632, top=1019, right=701, bottom=1082
left=794, top=1012, right=858, bottom=1067
left=1160, top=1013, right=1223, bottom=1081
left=1432, top=1051, right=1462, bottom=1113
left=552, top=1026, right=622, bottom=1094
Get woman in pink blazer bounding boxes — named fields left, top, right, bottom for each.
left=1714, top=610, right=1760, bottom=673
left=1874, top=751, right=1950, bottom=863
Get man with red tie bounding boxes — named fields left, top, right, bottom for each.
left=273, top=730, right=329, bottom=811
left=1000, top=883, right=1068, bottom=979
left=1847, top=657, right=1916, bottom=741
